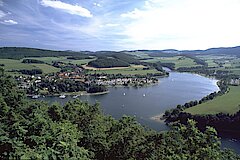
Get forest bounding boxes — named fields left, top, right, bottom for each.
left=0, top=73, right=239, bottom=159
left=88, top=57, right=130, bottom=68
left=0, top=47, right=91, bottom=60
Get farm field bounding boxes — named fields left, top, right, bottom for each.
left=0, top=59, right=60, bottom=75
left=0, top=59, right=37, bottom=70
left=32, top=64, right=60, bottom=74
left=85, top=65, right=160, bottom=75
left=184, top=86, right=240, bottom=115
left=205, top=59, right=219, bottom=67
left=141, top=56, right=200, bottom=69
left=23, top=57, right=96, bottom=65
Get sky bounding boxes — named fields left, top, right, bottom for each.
left=0, top=0, right=240, bottom=51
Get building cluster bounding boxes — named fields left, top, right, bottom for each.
left=229, top=79, right=240, bottom=86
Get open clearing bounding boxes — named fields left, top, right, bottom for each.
left=0, top=59, right=37, bottom=70
left=84, top=65, right=160, bottom=75
left=0, top=59, right=60, bottom=75
left=32, top=64, right=60, bottom=74
left=23, top=57, right=96, bottom=65
left=184, top=86, right=240, bottom=115
left=141, top=56, right=200, bottom=69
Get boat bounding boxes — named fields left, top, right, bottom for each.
left=59, top=95, right=66, bottom=99
left=32, top=95, right=40, bottom=99
left=143, top=94, right=146, bottom=97
left=123, top=93, right=126, bottom=96
left=73, top=95, right=79, bottom=99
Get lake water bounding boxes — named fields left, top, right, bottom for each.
left=38, top=71, right=240, bottom=154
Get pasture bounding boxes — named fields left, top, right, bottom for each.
left=23, top=57, right=96, bottom=65
left=84, top=65, right=160, bottom=75
left=0, top=59, right=60, bottom=75
left=184, top=86, right=240, bottom=115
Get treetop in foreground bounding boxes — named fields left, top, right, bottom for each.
left=0, top=74, right=239, bottom=159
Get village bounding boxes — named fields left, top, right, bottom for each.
left=16, top=65, right=159, bottom=98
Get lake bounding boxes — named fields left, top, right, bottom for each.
left=38, top=71, right=240, bottom=154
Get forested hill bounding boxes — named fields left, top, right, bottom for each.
left=0, top=72, right=239, bottom=159
left=0, top=47, right=91, bottom=59
left=88, top=52, right=140, bottom=68
left=135, top=46, right=240, bottom=57
left=1, top=46, right=240, bottom=60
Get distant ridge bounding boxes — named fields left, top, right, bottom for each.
left=1, top=45, right=240, bottom=59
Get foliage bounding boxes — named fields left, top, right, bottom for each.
left=89, top=52, right=140, bottom=68
left=87, top=84, right=107, bottom=93
left=0, top=75, right=239, bottom=159
left=164, top=81, right=228, bottom=121
left=0, top=47, right=90, bottom=60
left=17, top=69, right=43, bottom=75
left=88, top=57, right=130, bottom=68
left=22, top=59, right=45, bottom=64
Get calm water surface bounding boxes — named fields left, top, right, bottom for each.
left=38, top=71, right=240, bottom=153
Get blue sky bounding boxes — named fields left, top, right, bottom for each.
left=0, top=0, right=240, bottom=51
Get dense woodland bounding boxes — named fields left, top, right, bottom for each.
left=2, top=46, right=240, bottom=60
left=0, top=47, right=91, bottom=60
left=88, top=57, right=130, bottom=68
left=88, top=52, right=140, bottom=68
left=0, top=73, right=239, bottom=159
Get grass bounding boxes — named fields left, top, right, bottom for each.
left=205, top=59, right=219, bottom=67
left=142, top=56, right=200, bottom=69
left=32, top=64, right=60, bottom=74
left=0, top=59, right=60, bottom=75
left=86, top=65, right=160, bottom=75
left=67, top=58, right=97, bottom=65
left=0, top=59, right=37, bottom=70
left=22, top=57, right=66, bottom=64
left=184, top=86, right=240, bottom=115
left=24, top=57, right=96, bottom=65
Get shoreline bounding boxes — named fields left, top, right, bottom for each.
left=150, top=72, right=220, bottom=123
left=27, top=90, right=109, bottom=98
left=150, top=113, right=165, bottom=123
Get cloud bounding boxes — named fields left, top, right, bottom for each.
left=119, top=0, right=240, bottom=50
left=93, top=2, right=101, bottom=7
left=101, top=23, right=120, bottom=28
left=40, top=0, right=93, bottom=18
left=0, top=10, right=6, bottom=18
left=121, top=8, right=143, bottom=19
left=2, top=19, right=18, bottom=25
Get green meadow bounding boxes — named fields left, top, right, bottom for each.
left=184, top=86, right=240, bottom=115
left=0, top=59, right=60, bottom=75
left=22, top=57, right=96, bottom=65
left=87, top=65, right=160, bottom=75
left=141, top=56, right=200, bottom=69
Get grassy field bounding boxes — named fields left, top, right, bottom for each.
left=0, top=59, right=60, bottom=75
left=184, top=86, right=240, bottom=115
left=32, top=64, right=60, bottom=74
left=24, top=57, right=96, bottom=65
left=205, top=59, right=219, bottom=67
left=196, top=55, right=240, bottom=76
left=142, top=56, right=200, bottom=69
left=85, top=65, right=160, bottom=75
left=0, top=59, right=37, bottom=70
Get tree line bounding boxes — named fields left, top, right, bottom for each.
left=163, top=81, right=228, bottom=123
